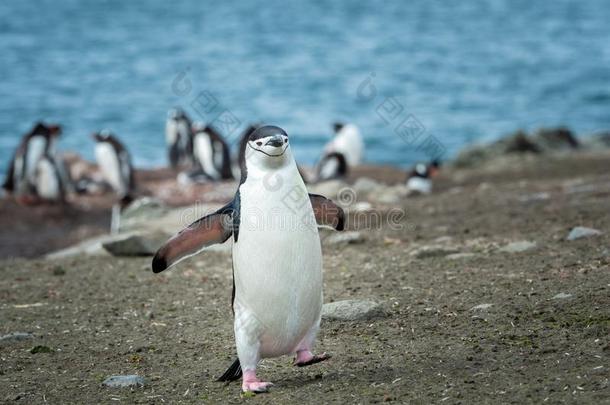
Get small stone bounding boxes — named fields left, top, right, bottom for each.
left=410, top=245, right=459, bottom=259
left=0, top=332, right=34, bottom=343
left=325, top=231, right=365, bottom=245
left=322, top=300, right=385, bottom=321
left=446, top=253, right=476, bottom=260
left=552, top=293, right=573, bottom=300
left=518, top=192, right=550, bottom=203
left=102, top=375, right=147, bottom=388
left=566, top=227, right=602, bottom=241
left=499, top=241, right=537, bottom=253
left=471, top=303, right=493, bottom=311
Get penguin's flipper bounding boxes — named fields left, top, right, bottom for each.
left=309, top=194, right=345, bottom=231
left=152, top=208, right=233, bottom=273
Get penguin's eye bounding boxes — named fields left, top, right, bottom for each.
left=283, top=136, right=288, bottom=142
left=256, top=141, right=263, bottom=146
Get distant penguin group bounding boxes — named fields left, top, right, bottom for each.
left=2, top=122, right=66, bottom=203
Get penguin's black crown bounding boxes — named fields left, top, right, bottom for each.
left=249, top=125, right=288, bottom=141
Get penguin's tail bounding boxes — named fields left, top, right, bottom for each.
left=216, top=358, right=242, bottom=382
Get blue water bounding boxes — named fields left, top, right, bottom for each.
left=1, top=0, right=610, bottom=174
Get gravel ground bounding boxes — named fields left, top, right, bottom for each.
left=0, top=153, right=609, bottom=404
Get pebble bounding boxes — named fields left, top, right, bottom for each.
left=102, top=375, right=147, bottom=388
left=325, top=231, right=365, bottom=245
left=446, top=253, right=476, bottom=260
left=471, top=303, right=493, bottom=311
left=322, top=300, right=385, bottom=321
left=499, top=240, right=537, bottom=253
left=552, top=293, right=573, bottom=300
left=566, top=227, right=602, bottom=241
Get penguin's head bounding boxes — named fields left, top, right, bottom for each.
left=168, top=108, right=184, bottom=120
left=91, top=129, right=113, bottom=142
left=247, top=125, right=289, bottom=156
left=192, top=121, right=206, bottom=133
left=413, top=163, right=429, bottom=178
left=245, top=125, right=291, bottom=168
left=333, top=122, right=345, bottom=134
left=31, top=122, right=61, bottom=137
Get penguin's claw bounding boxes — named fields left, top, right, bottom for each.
left=294, top=351, right=332, bottom=367
left=242, top=381, right=273, bottom=393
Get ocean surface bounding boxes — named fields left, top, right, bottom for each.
left=1, top=0, right=609, bottom=174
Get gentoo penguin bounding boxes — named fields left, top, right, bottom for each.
left=165, top=108, right=194, bottom=168
left=405, top=160, right=440, bottom=195
left=92, top=130, right=136, bottom=233
left=152, top=125, right=345, bottom=393
left=314, top=151, right=348, bottom=182
left=192, top=122, right=234, bottom=180
left=322, top=122, right=364, bottom=166
left=3, top=122, right=61, bottom=197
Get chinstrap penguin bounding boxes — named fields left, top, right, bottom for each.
left=152, top=125, right=345, bottom=393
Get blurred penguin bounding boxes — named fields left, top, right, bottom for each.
left=314, top=151, right=348, bottom=182
left=406, top=160, right=440, bottom=195
left=165, top=108, right=194, bottom=168
left=92, top=130, right=136, bottom=233
left=192, top=122, right=233, bottom=181
left=322, top=122, right=364, bottom=166
left=3, top=122, right=64, bottom=202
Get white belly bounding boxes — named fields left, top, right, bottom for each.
left=233, top=172, right=323, bottom=357
left=95, top=143, right=123, bottom=193
left=25, top=136, right=46, bottom=181
left=406, top=176, right=432, bottom=194
left=194, top=134, right=220, bottom=179
left=36, top=158, right=61, bottom=200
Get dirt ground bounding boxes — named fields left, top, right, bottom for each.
left=0, top=153, right=609, bottom=403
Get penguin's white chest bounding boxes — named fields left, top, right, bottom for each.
left=95, top=143, right=122, bottom=192
left=233, top=170, right=323, bottom=357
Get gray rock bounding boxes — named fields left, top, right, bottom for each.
left=102, top=375, right=147, bottom=388
left=552, top=293, right=573, bottom=300
left=325, top=231, right=365, bottom=245
left=102, top=234, right=168, bottom=257
left=0, top=332, right=34, bottom=343
left=499, top=240, right=537, bottom=253
left=322, top=300, right=385, bottom=321
left=567, top=227, right=602, bottom=241
left=471, top=303, right=493, bottom=311
left=446, top=253, right=476, bottom=260
left=410, top=245, right=459, bottom=259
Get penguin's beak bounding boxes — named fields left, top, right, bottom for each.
left=265, top=134, right=284, bottom=147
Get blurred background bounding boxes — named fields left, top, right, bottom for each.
left=1, top=0, right=609, bottom=172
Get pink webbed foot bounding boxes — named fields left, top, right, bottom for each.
left=294, top=350, right=332, bottom=367
left=242, top=370, right=273, bottom=393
